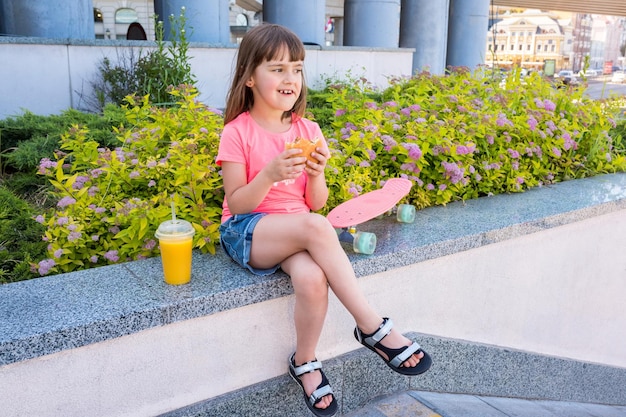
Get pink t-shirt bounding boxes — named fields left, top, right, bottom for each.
left=216, top=112, right=327, bottom=223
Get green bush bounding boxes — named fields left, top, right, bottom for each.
left=0, top=186, right=47, bottom=283
left=89, top=8, right=196, bottom=110
left=13, top=68, right=626, bottom=278
left=36, top=87, right=223, bottom=275
left=0, top=106, right=124, bottom=173
left=311, top=68, right=626, bottom=210
left=610, top=116, right=626, bottom=153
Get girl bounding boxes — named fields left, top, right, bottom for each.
left=217, top=24, right=431, bottom=417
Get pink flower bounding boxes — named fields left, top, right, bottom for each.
left=38, top=158, right=57, bottom=175
left=37, top=259, right=56, bottom=276
left=57, top=196, right=76, bottom=208
left=507, top=149, right=520, bottom=159
left=103, top=250, right=119, bottom=262
left=402, top=143, right=422, bottom=160
left=543, top=99, right=556, bottom=111
left=442, top=161, right=464, bottom=184
left=68, top=231, right=82, bottom=242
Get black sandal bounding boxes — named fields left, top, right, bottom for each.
left=354, top=317, right=432, bottom=376
left=288, top=353, right=338, bottom=417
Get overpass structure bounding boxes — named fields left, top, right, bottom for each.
left=493, top=0, right=626, bottom=17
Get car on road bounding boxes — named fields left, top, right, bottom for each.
left=577, top=69, right=599, bottom=77
left=611, top=70, right=626, bottom=83
left=553, top=70, right=579, bottom=87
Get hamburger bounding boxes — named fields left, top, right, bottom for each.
left=285, top=137, right=320, bottom=164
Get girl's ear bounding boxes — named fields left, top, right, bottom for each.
left=245, top=79, right=254, bottom=87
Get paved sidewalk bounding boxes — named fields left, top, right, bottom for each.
left=344, top=390, right=626, bottom=417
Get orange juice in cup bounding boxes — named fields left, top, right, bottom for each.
left=155, top=219, right=195, bottom=285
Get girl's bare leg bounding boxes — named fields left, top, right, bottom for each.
left=281, top=251, right=332, bottom=410
left=250, top=213, right=423, bottom=368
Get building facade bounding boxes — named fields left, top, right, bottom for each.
left=487, top=8, right=626, bottom=72
left=93, top=0, right=155, bottom=40
left=487, top=9, right=567, bottom=71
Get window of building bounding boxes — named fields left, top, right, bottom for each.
left=519, top=44, right=523, bottom=51
left=94, top=8, right=103, bottom=22
left=115, top=8, right=138, bottom=24
left=510, top=44, right=514, bottom=51
left=544, top=45, right=548, bottom=52
left=551, top=45, right=556, bottom=52
left=236, top=13, right=248, bottom=27
left=537, top=44, right=541, bottom=51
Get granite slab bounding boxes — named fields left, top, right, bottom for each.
left=1, top=173, right=625, bottom=366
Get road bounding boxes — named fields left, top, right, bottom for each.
left=583, top=76, right=626, bottom=100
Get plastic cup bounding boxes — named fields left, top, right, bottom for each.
left=155, top=219, right=195, bottom=285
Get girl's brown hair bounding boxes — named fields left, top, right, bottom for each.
left=224, top=24, right=308, bottom=125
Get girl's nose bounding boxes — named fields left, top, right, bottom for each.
left=284, top=70, right=299, bottom=83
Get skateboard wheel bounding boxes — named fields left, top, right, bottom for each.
left=353, top=231, right=376, bottom=255
left=396, top=204, right=416, bottom=223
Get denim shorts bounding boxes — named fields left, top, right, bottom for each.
left=219, top=213, right=281, bottom=276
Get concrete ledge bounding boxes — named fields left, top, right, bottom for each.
left=159, top=332, right=626, bottom=416
left=2, top=173, right=625, bottom=368
left=1, top=174, right=625, bottom=416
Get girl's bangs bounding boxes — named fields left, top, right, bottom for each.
left=263, top=33, right=305, bottom=63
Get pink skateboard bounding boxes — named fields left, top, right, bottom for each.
left=327, top=178, right=415, bottom=254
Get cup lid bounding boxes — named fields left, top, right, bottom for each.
left=155, top=219, right=195, bottom=239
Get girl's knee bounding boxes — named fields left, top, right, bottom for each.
left=292, top=263, right=328, bottom=299
left=302, top=213, right=336, bottom=241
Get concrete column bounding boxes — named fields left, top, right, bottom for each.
left=0, top=0, right=94, bottom=39
left=263, top=0, right=325, bottom=46
left=399, top=0, right=449, bottom=75
left=446, top=0, right=490, bottom=69
left=154, top=0, right=230, bottom=44
left=344, top=0, right=400, bottom=47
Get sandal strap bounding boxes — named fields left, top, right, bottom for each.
left=359, top=317, right=394, bottom=347
left=388, top=341, right=421, bottom=367
left=309, top=383, right=333, bottom=406
left=292, top=358, right=322, bottom=377
left=356, top=318, right=423, bottom=368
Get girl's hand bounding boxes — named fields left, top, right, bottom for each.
left=265, top=149, right=307, bottom=182
left=305, top=146, right=329, bottom=178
